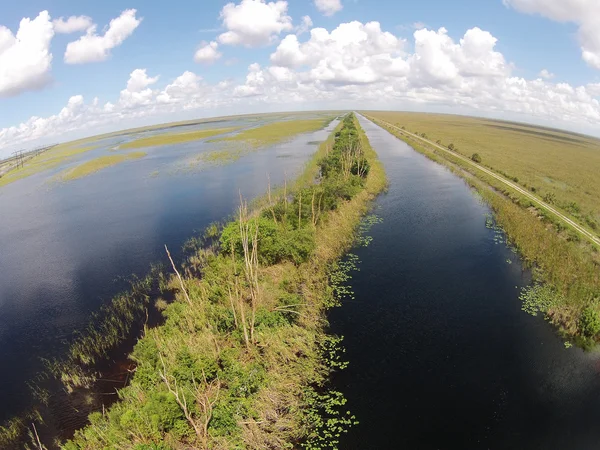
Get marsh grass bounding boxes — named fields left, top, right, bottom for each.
left=59, top=152, right=146, bottom=181
left=212, top=118, right=332, bottom=148
left=60, top=114, right=386, bottom=449
left=119, top=127, right=240, bottom=150
left=372, top=117, right=600, bottom=344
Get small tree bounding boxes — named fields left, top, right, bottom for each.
left=471, top=153, right=482, bottom=163
left=448, top=143, right=455, bottom=151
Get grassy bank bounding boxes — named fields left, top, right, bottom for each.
left=56, top=113, right=384, bottom=449
left=119, top=128, right=240, bottom=150
left=364, top=111, right=600, bottom=233
left=212, top=118, right=333, bottom=148
left=59, top=152, right=146, bottom=181
left=366, top=114, right=600, bottom=347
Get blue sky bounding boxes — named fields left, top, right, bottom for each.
left=1, top=0, right=600, bottom=156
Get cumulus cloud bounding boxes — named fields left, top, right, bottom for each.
left=296, top=16, right=313, bottom=36
left=118, top=69, right=159, bottom=109
left=218, top=0, right=293, bottom=47
left=245, top=21, right=600, bottom=127
left=270, top=21, right=407, bottom=83
left=53, top=15, right=93, bottom=34
left=0, top=11, right=54, bottom=97
left=539, top=68, right=555, bottom=79
left=194, top=41, right=222, bottom=63
left=0, top=68, right=231, bottom=153
left=5, top=21, right=600, bottom=153
left=64, top=9, right=141, bottom=64
left=314, top=0, right=343, bottom=16
left=504, top=0, right=600, bottom=69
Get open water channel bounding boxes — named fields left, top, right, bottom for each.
left=328, top=115, right=600, bottom=449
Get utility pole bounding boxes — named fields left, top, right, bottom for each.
left=12, top=150, right=25, bottom=169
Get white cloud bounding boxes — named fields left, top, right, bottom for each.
left=118, top=69, right=159, bottom=109
left=126, top=68, right=159, bottom=92
left=0, top=69, right=233, bottom=154
left=412, top=22, right=427, bottom=30
left=53, top=15, right=93, bottom=34
left=539, top=69, right=555, bottom=79
left=5, top=21, right=600, bottom=154
left=296, top=16, right=313, bottom=36
left=270, top=21, right=407, bottom=83
left=194, top=41, right=222, bottom=63
left=504, top=0, right=600, bottom=69
left=0, top=11, right=54, bottom=97
left=314, top=0, right=343, bottom=16
left=218, top=0, right=293, bottom=47
left=64, top=9, right=141, bottom=64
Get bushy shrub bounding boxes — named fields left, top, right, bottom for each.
left=471, top=153, right=482, bottom=163
left=579, top=307, right=600, bottom=337
left=220, top=217, right=315, bottom=265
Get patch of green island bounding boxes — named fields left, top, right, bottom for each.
left=59, top=152, right=146, bottom=181
left=119, top=127, right=240, bottom=150
left=189, top=118, right=334, bottom=170
left=0, top=113, right=384, bottom=449
left=212, top=118, right=331, bottom=148
left=364, top=111, right=600, bottom=349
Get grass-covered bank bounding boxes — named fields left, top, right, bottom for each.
left=366, top=115, right=600, bottom=348
left=56, top=113, right=385, bottom=449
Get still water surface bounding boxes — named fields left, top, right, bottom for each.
left=0, top=115, right=336, bottom=422
left=329, top=115, right=600, bottom=449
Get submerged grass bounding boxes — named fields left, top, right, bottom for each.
left=367, top=114, right=600, bottom=346
left=59, top=152, right=146, bottom=181
left=213, top=118, right=332, bottom=148
left=59, top=114, right=385, bottom=449
left=119, top=127, right=240, bottom=150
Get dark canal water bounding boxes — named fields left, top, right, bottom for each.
left=329, top=115, right=600, bottom=449
left=0, top=115, right=337, bottom=423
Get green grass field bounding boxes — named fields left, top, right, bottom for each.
left=60, top=152, right=146, bottom=181
left=212, top=118, right=331, bottom=148
left=365, top=111, right=600, bottom=232
left=119, top=127, right=240, bottom=149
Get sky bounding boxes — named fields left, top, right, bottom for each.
left=2, top=0, right=600, bottom=157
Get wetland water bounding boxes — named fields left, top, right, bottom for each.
left=329, top=115, right=600, bottom=449
left=0, top=115, right=336, bottom=423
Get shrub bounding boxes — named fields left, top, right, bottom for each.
left=220, top=217, right=316, bottom=265
left=543, top=192, right=556, bottom=204
left=447, top=143, right=455, bottom=151
left=579, top=307, right=600, bottom=337
left=471, top=153, right=482, bottom=163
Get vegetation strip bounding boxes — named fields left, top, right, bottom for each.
left=362, top=114, right=600, bottom=248
left=44, top=113, right=386, bottom=449
left=59, top=152, right=147, bottom=181
left=212, top=118, right=332, bottom=148
left=119, top=127, right=240, bottom=150
left=363, top=113, right=600, bottom=348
